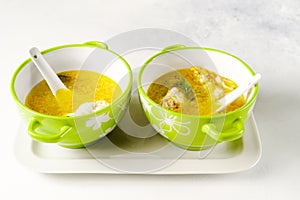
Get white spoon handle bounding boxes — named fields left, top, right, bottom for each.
left=29, top=47, right=67, bottom=95
left=215, top=73, right=261, bottom=113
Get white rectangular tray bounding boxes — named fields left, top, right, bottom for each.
left=14, top=113, right=261, bottom=174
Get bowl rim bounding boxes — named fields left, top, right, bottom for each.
left=10, top=43, right=133, bottom=120
left=137, top=46, right=259, bottom=119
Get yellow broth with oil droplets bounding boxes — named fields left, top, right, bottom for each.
left=147, top=66, right=246, bottom=116
left=25, top=70, right=122, bottom=116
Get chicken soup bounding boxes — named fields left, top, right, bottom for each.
left=147, top=66, right=245, bottom=116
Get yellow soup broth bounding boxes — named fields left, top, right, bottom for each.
left=25, top=70, right=122, bottom=116
left=147, top=66, right=245, bottom=116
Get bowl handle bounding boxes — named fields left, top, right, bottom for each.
left=83, top=41, right=108, bottom=49
left=28, top=118, right=72, bottom=143
left=201, top=118, right=245, bottom=142
left=162, top=44, right=186, bottom=52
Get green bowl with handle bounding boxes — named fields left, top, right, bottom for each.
left=137, top=45, right=259, bottom=150
left=11, top=41, right=132, bottom=148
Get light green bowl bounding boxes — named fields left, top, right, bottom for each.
left=138, top=45, right=259, bottom=150
left=11, top=41, right=132, bottom=148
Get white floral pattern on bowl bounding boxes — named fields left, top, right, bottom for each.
left=140, top=96, right=191, bottom=137
left=86, top=111, right=112, bottom=131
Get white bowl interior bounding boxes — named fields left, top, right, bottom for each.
left=141, top=49, right=256, bottom=103
left=14, top=46, right=131, bottom=103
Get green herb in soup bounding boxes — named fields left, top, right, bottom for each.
left=147, top=66, right=246, bottom=116
left=25, top=70, right=122, bottom=116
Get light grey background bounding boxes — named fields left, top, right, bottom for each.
left=1, top=0, right=299, bottom=199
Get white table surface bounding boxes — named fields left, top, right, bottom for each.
left=1, top=0, right=299, bottom=199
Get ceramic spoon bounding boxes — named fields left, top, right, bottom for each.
left=29, top=47, right=68, bottom=95
left=29, top=47, right=76, bottom=116
left=215, top=73, right=261, bottom=113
